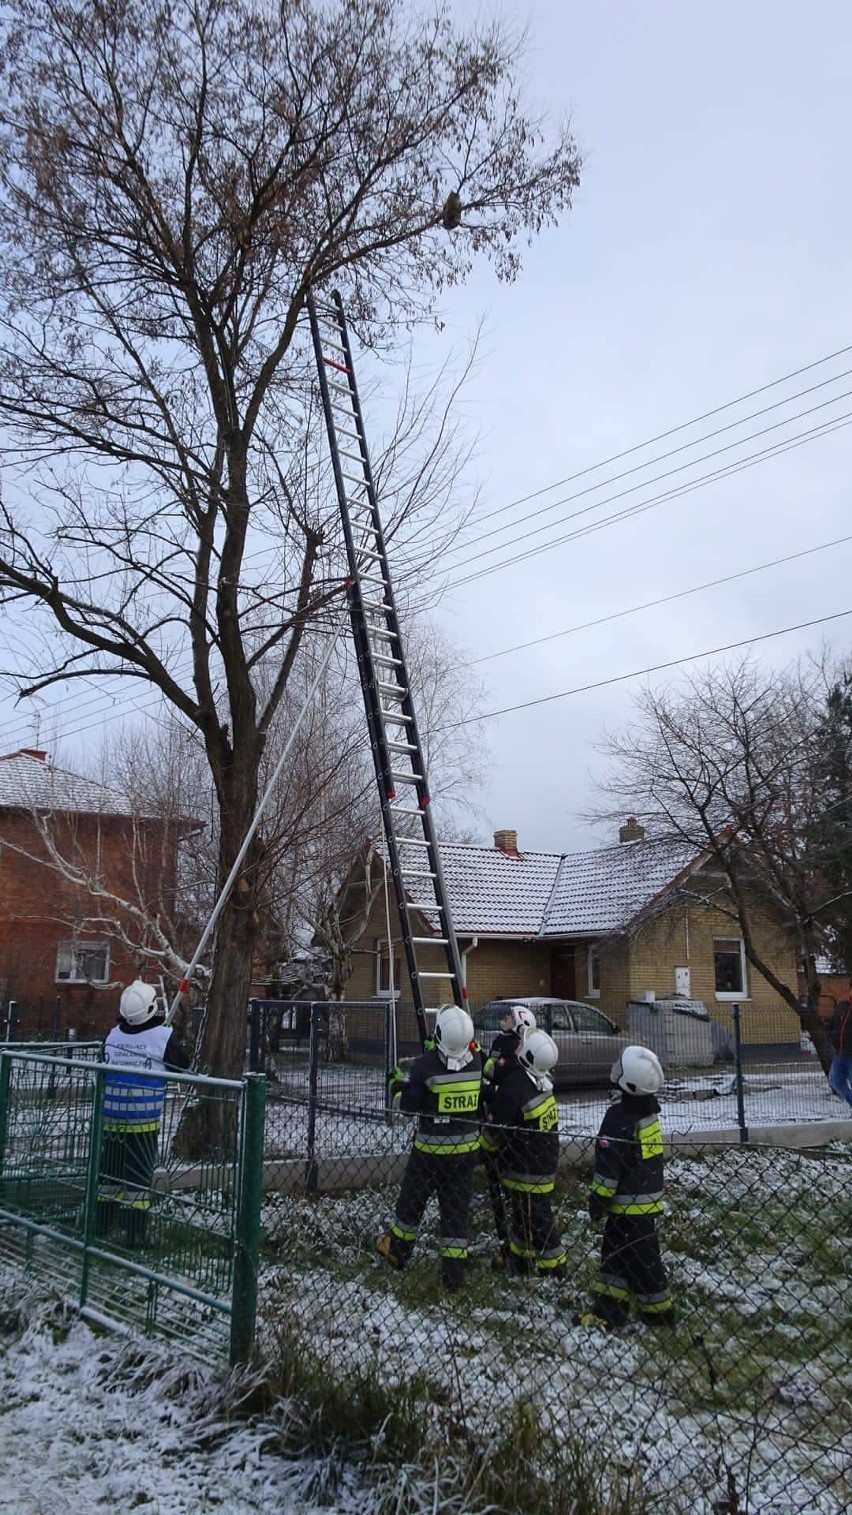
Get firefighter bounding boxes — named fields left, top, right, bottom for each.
left=97, top=980, right=190, bottom=1246
left=582, top=1044, right=675, bottom=1329
left=485, top=1029, right=568, bottom=1278
left=376, top=1003, right=482, bottom=1292
left=480, top=1004, right=537, bottom=1268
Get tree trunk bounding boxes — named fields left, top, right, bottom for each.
left=176, top=751, right=263, bottom=1156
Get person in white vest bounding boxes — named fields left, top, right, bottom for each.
left=97, top=979, right=190, bottom=1246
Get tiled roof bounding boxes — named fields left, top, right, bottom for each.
left=438, top=836, right=699, bottom=938
left=438, top=845, right=562, bottom=935
left=0, top=750, right=135, bottom=817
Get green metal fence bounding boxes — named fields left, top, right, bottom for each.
left=0, top=1049, right=266, bottom=1364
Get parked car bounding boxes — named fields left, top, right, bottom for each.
left=473, top=997, right=632, bottom=1089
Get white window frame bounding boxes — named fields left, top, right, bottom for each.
left=586, top=944, right=601, bottom=999
left=713, top=937, right=748, bottom=1001
left=55, top=939, right=110, bottom=985
left=375, top=938, right=401, bottom=1000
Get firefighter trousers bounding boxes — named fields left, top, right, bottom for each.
left=480, top=1147, right=508, bottom=1250
left=389, top=1147, right=477, bottom=1288
left=96, top=1127, right=159, bottom=1247
left=503, top=1183, right=567, bottom=1276
left=592, top=1214, right=674, bottom=1326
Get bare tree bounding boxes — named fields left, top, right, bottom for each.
left=598, top=657, right=848, bottom=1071
left=0, top=0, right=581, bottom=1091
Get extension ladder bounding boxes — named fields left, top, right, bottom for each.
left=307, top=289, right=466, bottom=1047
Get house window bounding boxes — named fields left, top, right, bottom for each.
left=714, top=938, right=747, bottom=999
left=376, top=939, right=401, bottom=999
left=587, top=945, right=601, bottom=999
left=55, top=940, right=110, bottom=984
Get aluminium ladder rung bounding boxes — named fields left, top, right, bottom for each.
left=308, top=286, right=465, bottom=1038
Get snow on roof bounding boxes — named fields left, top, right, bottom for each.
left=437, top=844, right=561, bottom=935
left=0, top=749, right=135, bottom=817
left=438, top=835, right=699, bottom=938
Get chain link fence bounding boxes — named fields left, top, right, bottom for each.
left=255, top=1089, right=851, bottom=1514
left=251, top=1000, right=851, bottom=1154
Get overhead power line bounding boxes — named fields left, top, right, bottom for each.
left=468, top=532, right=852, bottom=666
left=445, top=409, right=852, bottom=590
left=444, top=607, right=852, bottom=729
left=3, top=348, right=852, bottom=750
left=446, top=359, right=852, bottom=557
left=444, top=385, right=852, bottom=579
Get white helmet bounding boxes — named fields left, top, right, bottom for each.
left=434, top=1004, right=475, bottom=1064
left=507, top=1005, right=537, bottom=1034
left=119, top=980, right=160, bottom=1027
left=612, top=1045, right=664, bottom=1096
left=518, top=1029, right=559, bottom=1077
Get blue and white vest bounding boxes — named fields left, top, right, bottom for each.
left=103, top=1023, right=172, bottom=1131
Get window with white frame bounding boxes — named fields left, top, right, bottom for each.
left=587, top=944, right=601, bottom=998
left=375, top=938, right=402, bottom=998
left=55, top=940, right=110, bottom=984
left=713, top=937, right=747, bottom=999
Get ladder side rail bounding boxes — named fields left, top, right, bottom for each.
left=348, top=592, right=430, bottom=1042
left=329, top=293, right=466, bottom=1010
left=307, top=293, right=430, bottom=1044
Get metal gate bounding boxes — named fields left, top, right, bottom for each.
left=0, top=1049, right=265, bottom=1364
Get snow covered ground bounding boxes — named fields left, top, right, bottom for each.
left=0, top=1276, right=367, bottom=1515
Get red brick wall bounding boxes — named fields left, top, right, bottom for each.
left=0, top=807, right=175, bottom=1039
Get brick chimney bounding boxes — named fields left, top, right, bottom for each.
left=494, top=828, right=520, bottom=856
left=19, top=749, right=47, bottom=761
left=619, top=816, right=645, bottom=844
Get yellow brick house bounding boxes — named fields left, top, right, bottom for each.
left=341, top=822, right=801, bottom=1052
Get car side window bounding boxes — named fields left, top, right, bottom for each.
left=571, top=1004, right=614, bottom=1034
left=549, top=1005, right=572, bottom=1030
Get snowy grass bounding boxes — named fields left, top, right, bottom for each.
left=253, top=1146, right=852, bottom=1515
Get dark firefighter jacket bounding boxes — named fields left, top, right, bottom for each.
left=399, top=1046, right=483, bottom=1155
left=590, top=1092, right=665, bottom=1216
left=485, top=1063, right=560, bottom=1192
left=482, top=1028, right=523, bottom=1109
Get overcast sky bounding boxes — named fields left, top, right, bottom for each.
left=2, top=0, right=851, bottom=858
left=418, top=0, right=852, bottom=852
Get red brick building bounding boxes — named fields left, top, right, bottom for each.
left=0, top=748, right=185, bottom=1040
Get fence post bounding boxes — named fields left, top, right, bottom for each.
left=80, top=1065, right=105, bottom=1310
left=248, top=998, right=261, bottom=1074
left=230, top=1072, right=267, bottom=1366
left=731, top=1003, right=748, bottom=1144
left=0, top=1051, right=11, bottom=1175
left=305, top=1003, right=321, bottom=1194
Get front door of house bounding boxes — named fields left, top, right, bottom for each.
left=551, top=946, right=576, bottom=999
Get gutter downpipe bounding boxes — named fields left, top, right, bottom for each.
left=460, top=937, right=479, bottom=996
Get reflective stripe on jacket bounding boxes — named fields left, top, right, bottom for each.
left=398, top=1046, right=483, bottom=1155
left=103, top=1023, right=172, bottom=1131
left=487, top=1064, right=560, bottom=1190
left=590, top=1094, right=665, bottom=1217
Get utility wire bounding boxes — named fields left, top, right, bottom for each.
left=468, top=532, right=852, bottom=666
left=444, top=361, right=852, bottom=559
left=444, top=386, right=852, bottom=579
left=446, top=410, right=852, bottom=590
left=451, top=340, right=852, bottom=535
left=443, top=608, right=852, bottom=729
left=4, top=354, right=852, bottom=748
